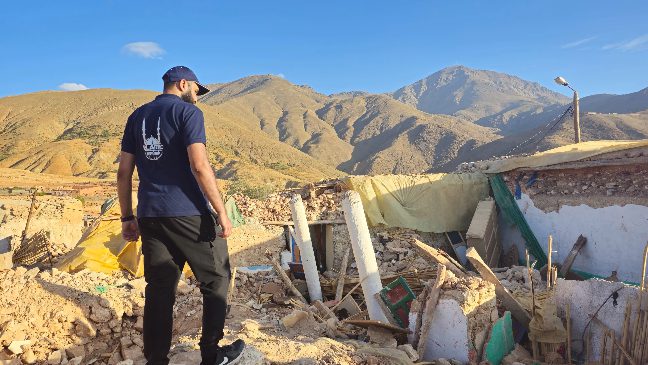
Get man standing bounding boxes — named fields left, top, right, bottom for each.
left=117, top=66, right=245, bottom=365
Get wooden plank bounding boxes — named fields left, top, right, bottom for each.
left=417, top=264, right=447, bottom=359
left=411, top=285, right=430, bottom=349
left=270, top=259, right=308, bottom=304
left=263, top=219, right=346, bottom=226
left=559, top=235, right=587, bottom=278
left=343, top=319, right=410, bottom=334
left=313, top=300, right=337, bottom=321
left=373, top=292, right=399, bottom=327
left=466, top=247, right=532, bottom=328
left=325, top=224, right=334, bottom=271
left=335, top=248, right=351, bottom=302
left=412, top=239, right=467, bottom=278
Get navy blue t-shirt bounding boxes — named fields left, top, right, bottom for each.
left=121, top=94, right=209, bottom=217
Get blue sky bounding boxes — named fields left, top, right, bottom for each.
left=1, top=1, right=647, bottom=98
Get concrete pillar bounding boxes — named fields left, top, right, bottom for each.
left=290, top=194, right=322, bottom=302
left=341, top=190, right=388, bottom=322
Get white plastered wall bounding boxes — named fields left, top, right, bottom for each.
left=500, top=193, right=648, bottom=283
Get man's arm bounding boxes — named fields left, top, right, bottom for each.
left=187, top=143, right=232, bottom=238
left=117, top=152, right=139, bottom=241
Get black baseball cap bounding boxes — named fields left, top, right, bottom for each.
left=162, top=66, right=210, bottom=96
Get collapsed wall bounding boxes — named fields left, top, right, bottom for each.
left=499, top=162, right=648, bottom=283
left=411, top=275, right=497, bottom=363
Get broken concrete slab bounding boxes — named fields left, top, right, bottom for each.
left=7, top=340, right=31, bottom=355
left=282, top=310, right=310, bottom=328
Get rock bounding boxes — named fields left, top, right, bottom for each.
left=134, top=316, right=144, bottom=332
left=65, top=345, right=85, bottom=360
left=260, top=282, right=284, bottom=296
left=0, top=252, right=13, bottom=270
left=436, top=359, right=452, bottom=365
left=177, top=280, right=192, bottom=295
left=121, top=345, right=144, bottom=361
left=357, top=347, right=414, bottom=365
left=120, top=338, right=133, bottom=348
left=397, top=344, right=419, bottom=362
left=367, top=326, right=397, bottom=348
left=0, top=359, right=21, bottom=365
left=20, top=350, right=37, bottom=364
left=128, top=278, right=146, bottom=297
left=115, top=361, right=133, bottom=365
left=131, top=336, right=144, bottom=348
left=68, top=357, right=83, bottom=365
left=281, top=310, right=309, bottom=328
left=74, top=317, right=97, bottom=338
left=90, top=304, right=112, bottom=323
left=7, top=340, right=31, bottom=355
left=98, top=298, right=111, bottom=308
left=47, top=350, right=63, bottom=365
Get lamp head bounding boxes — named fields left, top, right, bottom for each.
left=554, top=76, right=569, bottom=86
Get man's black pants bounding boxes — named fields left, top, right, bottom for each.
left=139, top=215, right=230, bottom=365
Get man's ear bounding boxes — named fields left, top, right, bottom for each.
left=177, top=79, right=188, bottom=91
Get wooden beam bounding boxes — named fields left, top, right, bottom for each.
left=270, top=259, right=308, bottom=304
left=417, top=264, right=447, bottom=359
left=335, top=248, right=351, bottom=302
left=412, top=239, right=467, bottom=278
left=466, top=247, right=532, bottom=328
left=559, top=235, right=587, bottom=278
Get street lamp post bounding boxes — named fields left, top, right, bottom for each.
left=554, top=76, right=581, bottom=143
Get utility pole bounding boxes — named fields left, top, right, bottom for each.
left=573, top=90, right=581, bottom=143
left=555, top=76, right=581, bottom=144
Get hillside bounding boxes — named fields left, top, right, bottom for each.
left=439, top=109, right=648, bottom=171
left=2, top=68, right=646, bottom=181
left=579, top=87, right=648, bottom=114
left=391, top=66, right=570, bottom=134
left=0, top=89, right=343, bottom=190
left=201, top=75, right=497, bottom=175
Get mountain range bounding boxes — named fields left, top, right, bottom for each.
left=1, top=66, right=647, bottom=190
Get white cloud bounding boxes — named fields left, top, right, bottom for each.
left=561, top=36, right=596, bottom=49
left=58, top=83, right=88, bottom=91
left=603, top=34, right=648, bottom=51
left=122, top=41, right=166, bottom=59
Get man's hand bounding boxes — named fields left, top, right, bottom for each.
left=217, top=214, right=232, bottom=238
left=122, top=220, right=140, bottom=241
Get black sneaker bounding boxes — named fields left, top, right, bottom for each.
left=214, top=339, right=245, bottom=365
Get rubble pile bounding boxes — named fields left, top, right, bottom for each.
left=0, top=267, right=221, bottom=365
left=496, top=266, right=545, bottom=295
left=371, top=230, right=434, bottom=276
left=232, top=187, right=343, bottom=223
left=0, top=267, right=147, bottom=365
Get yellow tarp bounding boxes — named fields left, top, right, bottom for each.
left=56, top=199, right=145, bottom=276
left=342, top=173, right=490, bottom=233
left=480, top=139, right=648, bottom=174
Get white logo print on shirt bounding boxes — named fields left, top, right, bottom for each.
left=142, top=117, right=164, bottom=160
